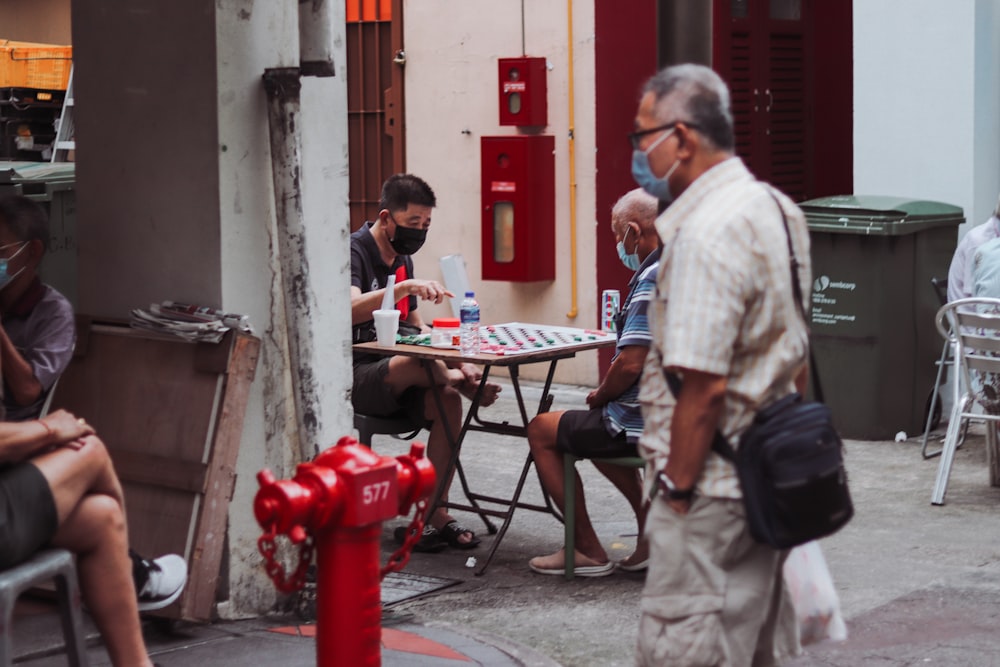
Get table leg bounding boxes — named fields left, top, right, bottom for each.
left=474, top=360, right=563, bottom=575
left=421, top=360, right=497, bottom=534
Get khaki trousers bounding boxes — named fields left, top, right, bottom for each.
left=636, top=495, right=799, bottom=667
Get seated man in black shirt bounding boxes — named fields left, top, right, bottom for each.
left=351, top=174, right=500, bottom=551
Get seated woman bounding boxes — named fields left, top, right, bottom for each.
left=0, top=409, right=159, bottom=666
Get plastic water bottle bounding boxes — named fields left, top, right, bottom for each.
left=460, top=291, right=480, bottom=355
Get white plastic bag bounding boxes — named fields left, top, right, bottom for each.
left=782, top=540, right=847, bottom=644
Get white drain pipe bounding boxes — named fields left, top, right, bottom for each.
left=262, top=67, right=322, bottom=460
left=299, top=0, right=337, bottom=77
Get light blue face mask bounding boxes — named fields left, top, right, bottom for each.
left=631, top=127, right=678, bottom=204
left=616, top=226, right=641, bottom=271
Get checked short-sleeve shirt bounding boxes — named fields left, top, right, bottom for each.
left=638, top=157, right=812, bottom=499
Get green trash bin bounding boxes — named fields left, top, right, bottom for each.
left=801, top=195, right=964, bottom=440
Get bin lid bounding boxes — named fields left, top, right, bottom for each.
left=800, top=194, right=964, bottom=235
left=0, top=161, right=75, bottom=201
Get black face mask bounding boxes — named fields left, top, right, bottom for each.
left=388, top=217, right=427, bottom=255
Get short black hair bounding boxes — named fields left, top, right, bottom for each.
left=0, top=195, right=49, bottom=251
left=379, top=174, right=437, bottom=213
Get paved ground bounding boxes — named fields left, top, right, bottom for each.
left=12, top=379, right=1000, bottom=666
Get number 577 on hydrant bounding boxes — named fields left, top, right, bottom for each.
left=254, top=435, right=437, bottom=667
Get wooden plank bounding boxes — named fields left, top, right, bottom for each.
left=110, top=449, right=208, bottom=494
left=181, top=332, right=260, bottom=620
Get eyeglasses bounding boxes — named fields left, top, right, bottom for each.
left=627, top=121, right=699, bottom=150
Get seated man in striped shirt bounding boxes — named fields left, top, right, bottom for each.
left=527, top=188, right=661, bottom=577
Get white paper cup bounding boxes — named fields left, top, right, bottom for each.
left=373, top=309, right=400, bottom=347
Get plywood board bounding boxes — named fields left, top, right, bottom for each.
left=50, top=318, right=260, bottom=621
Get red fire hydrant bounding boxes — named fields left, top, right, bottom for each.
left=254, top=435, right=436, bottom=667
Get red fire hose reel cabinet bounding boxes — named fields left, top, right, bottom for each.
left=480, top=135, right=555, bottom=282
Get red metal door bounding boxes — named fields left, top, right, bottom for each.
left=346, top=0, right=406, bottom=230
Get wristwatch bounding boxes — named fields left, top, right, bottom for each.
left=654, top=470, right=695, bottom=501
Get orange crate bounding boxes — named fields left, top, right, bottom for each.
left=0, top=40, right=72, bottom=90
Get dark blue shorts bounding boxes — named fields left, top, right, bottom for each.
left=555, top=408, right=637, bottom=458
left=0, top=462, right=58, bottom=569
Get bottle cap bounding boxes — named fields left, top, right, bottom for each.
left=465, top=291, right=475, bottom=297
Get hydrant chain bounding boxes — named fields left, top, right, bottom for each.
left=258, top=524, right=315, bottom=594
left=380, top=498, right=428, bottom=579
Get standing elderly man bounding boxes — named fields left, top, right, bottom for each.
left=526, top=188, right=660, bottom=577
left=632, top=64, right=809, bottom=665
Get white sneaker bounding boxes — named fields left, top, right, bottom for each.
left=133, top=552, right=188, bottom=611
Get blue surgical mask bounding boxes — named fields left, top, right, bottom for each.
left=616, top=227, right=641, bottom=271
left=0, top=242, right=27, bottom=291
left=631, top=127, right=678, bottom=204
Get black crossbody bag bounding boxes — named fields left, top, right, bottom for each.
left=664, top=192, right=853, bottom=549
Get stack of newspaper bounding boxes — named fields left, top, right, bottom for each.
left=130, top=301, right=253, bottom=343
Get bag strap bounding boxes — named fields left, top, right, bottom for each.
left=658, top=187, right=821, bottom=464
left=766, top=189, right=825, bottom=403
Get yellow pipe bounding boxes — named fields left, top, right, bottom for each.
left=565, top=0, right=578, bottom=319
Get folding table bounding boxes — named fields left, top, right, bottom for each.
left=354, top=323, right=615, bottom=574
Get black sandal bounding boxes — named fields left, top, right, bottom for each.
left=438, top=521, right=481, bottom=549
left=394, top=525, right=447, bottom=553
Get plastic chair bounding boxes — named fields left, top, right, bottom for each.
left=930, top=298, right=1000, bottom=505
left=0, top=549, right=89, bottom=666
left=562, top=453, right=645, bottom=580
left=353, top=411, right=427, bottom=447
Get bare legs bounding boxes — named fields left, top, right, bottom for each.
left=32, top=435, right=153, bottom=667
left=527, top=411, right=647, bottom=566
left=384, top=356, right=477, bottom=544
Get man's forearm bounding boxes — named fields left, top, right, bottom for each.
left=663, top=370, right=727, bottom=490
left=589, top=346, right=645, bottom=407
left=0, top=327, right=41, bottom=406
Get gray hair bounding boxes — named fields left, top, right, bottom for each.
left=643, top=64, right=734, bottom=152
left=611, top=188, right=659, bottom=233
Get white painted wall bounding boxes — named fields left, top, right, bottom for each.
left=854, top=0, right=1000, bottom=232
left=215, top=0, right=352, bottom=617
left=974, top=0, right=1000, bottom=226
left=403, top=0, right=599, bottom=386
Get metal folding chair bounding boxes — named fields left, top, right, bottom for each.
left=930, top=298, right=1000, bottom=505
left=0, top=549, right=89, bottom=667
left=922, top=277, right=968, bottom=458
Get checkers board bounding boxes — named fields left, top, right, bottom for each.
left=402, top=322, right=612, bottom=356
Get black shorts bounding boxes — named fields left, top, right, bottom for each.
left=555, top=408, right=637, bottom=459
left=352, top=357, right=427, bottom=423
left=0, top=462, right=58, bottom=570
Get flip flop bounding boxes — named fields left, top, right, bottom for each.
left=528, top=555, right=615, bottom=577
left=438, top=521, right=481, bottom=549
left=393, top=525, right=447, bottom=553
left=617, top=556, right=650, bottom=572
